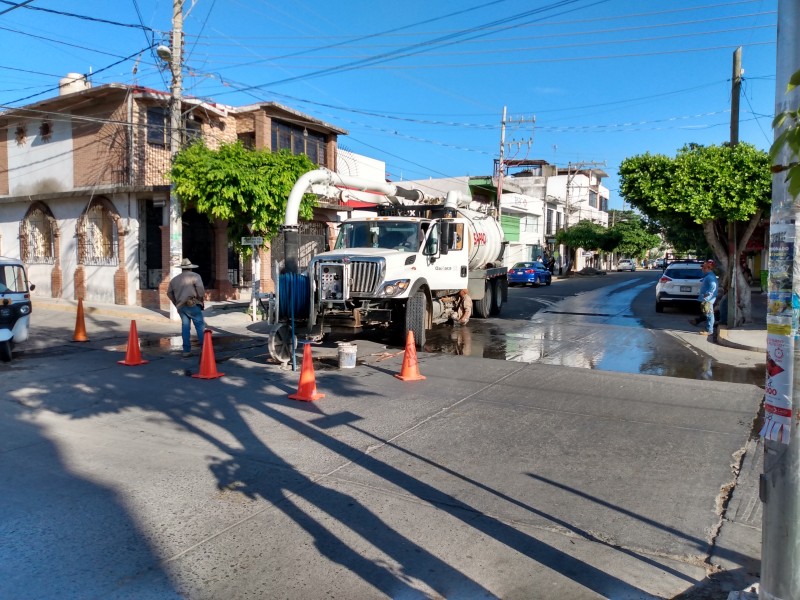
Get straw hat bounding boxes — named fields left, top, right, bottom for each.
left=179, top=258, right=198, bottom=269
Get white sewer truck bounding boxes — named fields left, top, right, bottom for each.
left=270, top=169, right=507, bottom=358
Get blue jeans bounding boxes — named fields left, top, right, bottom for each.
left=178, top=304, right=205, bottom=352
left=702, top=301, right=714, bottom=334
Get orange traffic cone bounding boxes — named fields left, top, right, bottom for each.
left=289, top=343, right=325, bottom=402
left=118, top=320, right=149, bottom=366
left=395, top=331, right=426, bottom=381
left=72, top=298, right=89, bottom=342
left=192, top=330, right=224, bottom=379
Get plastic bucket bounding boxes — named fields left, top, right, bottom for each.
left=337, top=343, right=357, bottom=369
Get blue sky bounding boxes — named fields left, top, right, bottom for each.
left=0, top=0, right=778, bottom=209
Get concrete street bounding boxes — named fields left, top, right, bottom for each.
left=0, top=288, right=765, bottom=599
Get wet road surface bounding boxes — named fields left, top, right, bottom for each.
left=424, top=276, right=764, bottom=386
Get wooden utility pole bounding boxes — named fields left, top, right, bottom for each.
left=727, top=46, right=742, bottom=328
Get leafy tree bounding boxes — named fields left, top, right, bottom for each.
left=770, top=68, right=800, bottom=195
left=607, top=218, right=661, bottom=259
left=556, top=220, right=606, bottom=269
left=619, top=143, right=771, bottom=323
left=170, top=141, right=318, bottom=252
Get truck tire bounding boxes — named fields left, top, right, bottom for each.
left=405, top=291, right=427, bottom=348
left=473, top=280, right=493, bottom=318
left=490, top=278, right=504, bottom=315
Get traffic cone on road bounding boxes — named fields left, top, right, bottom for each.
left=72, top=298, right=89, bottom=342
left=289, top=343, right=325, bottom=402
left=118, top=320, right=148, bottom=366
left=192, top=330, right=224, bottom=379
left=395, top=331, right=426, bottom=381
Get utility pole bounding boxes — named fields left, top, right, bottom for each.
left=761, top=2, right=800, bottom=598
left=496, top=106, right=506, bottom=220
left=495, top=108, right=536, bottom=221
left=167, top=0, right=184, bottom=321
left=728, top=46, right=742, bottom=329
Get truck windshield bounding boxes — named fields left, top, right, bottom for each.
left=335, top=221, right=422, bottom=252
left=0, top=264, right=29, bottom=293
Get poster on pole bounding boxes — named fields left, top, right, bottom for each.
left=760, top=332, right=794, bottom=443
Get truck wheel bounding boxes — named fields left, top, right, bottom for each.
left=0, top=340, right=12, bottom=362
left=490, top=279, right=504, bottom=315
left=405, top=291, right=427, bottom=348
left=473, top=280, right=492, bottom=318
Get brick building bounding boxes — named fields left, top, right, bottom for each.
left=0, top=75, right=346, bottom=309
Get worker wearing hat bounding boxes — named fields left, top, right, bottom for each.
left=167, top=258, right=206, bottom=357
left=697, top=259, right=718, bottom=336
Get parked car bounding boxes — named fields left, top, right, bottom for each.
left=617, top=259, right=636, bottom=272
left=508, top=261, right=552, bottom=287
left=654, top=258, right=666, bottom=269
left=655, top=259, right=705, bottom=313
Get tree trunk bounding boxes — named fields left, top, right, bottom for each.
left=702, top=209, right=762, bottom=327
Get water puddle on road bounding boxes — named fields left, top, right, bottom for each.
left=423, top=319, right=764, bottom=387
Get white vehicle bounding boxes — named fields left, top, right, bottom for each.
left=655, top=260, right=705, bottom=313
left=265, top=169, right=508, bottom=360
left=617, top=259, right=636, bottom=272
left=0, top=256, right=34, bottom=362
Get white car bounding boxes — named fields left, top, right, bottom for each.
left=655, top=260, right=705, bottom=313
left=617, top=259, right=636, bottom=272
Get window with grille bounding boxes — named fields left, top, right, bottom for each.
left=147, top=106, right=169, bottom=146
left=21, top=208, right=54, bottom=264
left=79, top=204, right=118, bottom=266
left=270, top=120, right=327, bottom=166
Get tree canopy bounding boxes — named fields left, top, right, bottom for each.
left=619, top=142, right=771, bottom=322
left=170, top=142, right=318, bottom=251
left=556, top=214, right=659, bottom=260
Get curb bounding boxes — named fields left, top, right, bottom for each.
left=716, top=327, right=766, bottom=354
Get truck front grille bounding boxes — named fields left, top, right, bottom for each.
left=350, top=260, right=382, bottom=294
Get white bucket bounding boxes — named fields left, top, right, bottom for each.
left=337, top=343, right=357, bottom=368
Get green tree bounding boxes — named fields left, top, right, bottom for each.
left=170, top=141, right=318, bottom=252
left=607, top=218, right=661, bottom=259
left=770, top=68, right=800, bottom=195
left=619, top=142, right=771, bottom=322
left=556, top=220, right=606, bottom=267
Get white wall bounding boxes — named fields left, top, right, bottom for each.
left=0, top=195, right=140, bottom=303
left=7, top=115, right=74, bottom=196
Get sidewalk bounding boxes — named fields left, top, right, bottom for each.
left=716, top=289, right=767, bottom=354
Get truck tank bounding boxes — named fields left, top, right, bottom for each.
left=457, top=208, right=505, bottom=269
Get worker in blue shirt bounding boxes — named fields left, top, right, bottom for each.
left=697, top=260, right=718, bottom=336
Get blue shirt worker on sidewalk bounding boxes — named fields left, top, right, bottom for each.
left=167, top=258, right=206, bottom=357
left=697, top=260, right=718, bottom=336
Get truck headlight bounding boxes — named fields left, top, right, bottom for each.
left=379, top=279, right=410, bottom=297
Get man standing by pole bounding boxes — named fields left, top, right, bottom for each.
left=761, top=1, right=800, bottom=598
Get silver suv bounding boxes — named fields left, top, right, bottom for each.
left=655, top=260, right=704, bottom=313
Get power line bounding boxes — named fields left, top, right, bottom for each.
left=0, top=0, right=153, bottom=30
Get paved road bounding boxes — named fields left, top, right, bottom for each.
left=0, top=287, right=765, bottom=599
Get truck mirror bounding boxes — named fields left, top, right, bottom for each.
left=440, top=221, right=452, bottom=252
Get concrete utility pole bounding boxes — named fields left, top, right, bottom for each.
left=496, top=106, right=506, bottom=220
left=167, top=0, right=184, bottom=321
left=761, top=2, right=800, bottom=598
left=728, top=46, right=742, bottom=329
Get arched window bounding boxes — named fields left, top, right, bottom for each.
left=20, top=205, right=55, bottom=263
left=79, top=202, right=118, bottom=266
